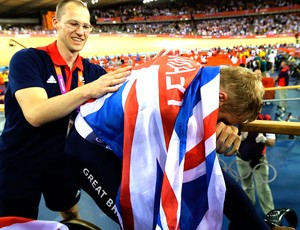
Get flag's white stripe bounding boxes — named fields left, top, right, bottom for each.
left=183, top=161, right=206, bottom=183
left=197, top=170, right=224, bottom=227
left=2, top=220, right=69, bottom=230
left=80, top=92, right=111, bottom=116
left=75, top=112, right=94, bottom=139
left=129, top=65, right=167, bottom=228
left=122, top=69, right=138, bottom=108
left=164, top=132, right=181, bottom=190
left=161, top=131, right=184, bottom=228
left=200, top=74, right=220, bottom=118
left=205, top=133, right=217, bottom=158
left=196, top=208, right=223, bottom=230
left=158, top=204, right=169, bottom=230
left=156, top=225, right=163, bottom=230
left=186, top=100, right=203, bottom=152
left=201, top=158, right=225, bottom=230
left=201, top=74, right=219, bottom=159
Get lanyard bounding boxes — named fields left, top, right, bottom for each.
left=54, top=65, right=84, bottom=132
left=54, top=65, right=84, bottom=94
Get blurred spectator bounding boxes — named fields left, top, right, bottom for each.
left=236, top=114, right=276, bottom=215
left=268, top=50, right=277, bottom=74
left=274, top=60, right=290, bottom=110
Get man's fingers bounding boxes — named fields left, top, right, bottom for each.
left=217, top=134, right=241, bottom=156
left=111, top=66, right=132, bottom=74
left=224, top=141, right=240, bottom=156
left=164, top=49, right=174, bottom=55
left=105, top=67, right=131, bottom=79
left=140, top=49, right=175, bottom=63
left=153, top=48, right=174, bottom=59
left=154, top=49, right=167, bottom=58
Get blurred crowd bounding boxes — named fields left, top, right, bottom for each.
left=92, top=0, right=300, bottom=36
left=0, top=0, right=299, bottom=37
left=91, top=0, right=297, bottom=19
left=95, top=13, right=300, bottom=36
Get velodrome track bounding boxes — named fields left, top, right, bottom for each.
left=0, top=34, right=296, bottom=66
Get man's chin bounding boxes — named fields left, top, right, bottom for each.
left=70, top=46, right=83, bottom=53
left=70, top=42, right=85, bottom=52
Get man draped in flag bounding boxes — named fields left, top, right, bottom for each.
left=65, top=55, right=264, bottom=230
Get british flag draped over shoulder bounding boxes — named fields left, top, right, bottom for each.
left=75, top=55, right=226, bottom=230
left=0, top=217, right=68, bottom=230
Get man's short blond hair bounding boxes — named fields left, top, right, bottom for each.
left=55, top=0, right=88, bottom=20
left=219, top=66, right=264, bottom=122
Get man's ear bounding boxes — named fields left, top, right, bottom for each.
left=219, top=91, right=228, bottom=102
left=52, top=17, right=59, bottom=30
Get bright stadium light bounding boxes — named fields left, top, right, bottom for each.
left=143, top=0, right=157, bottom=3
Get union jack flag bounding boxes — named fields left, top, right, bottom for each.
left=76, top=55, right=226, bottom=230
left=0, top=216, right=68, bottom=230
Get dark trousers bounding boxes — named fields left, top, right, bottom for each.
left=223, top=169, right=270, bottom=230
